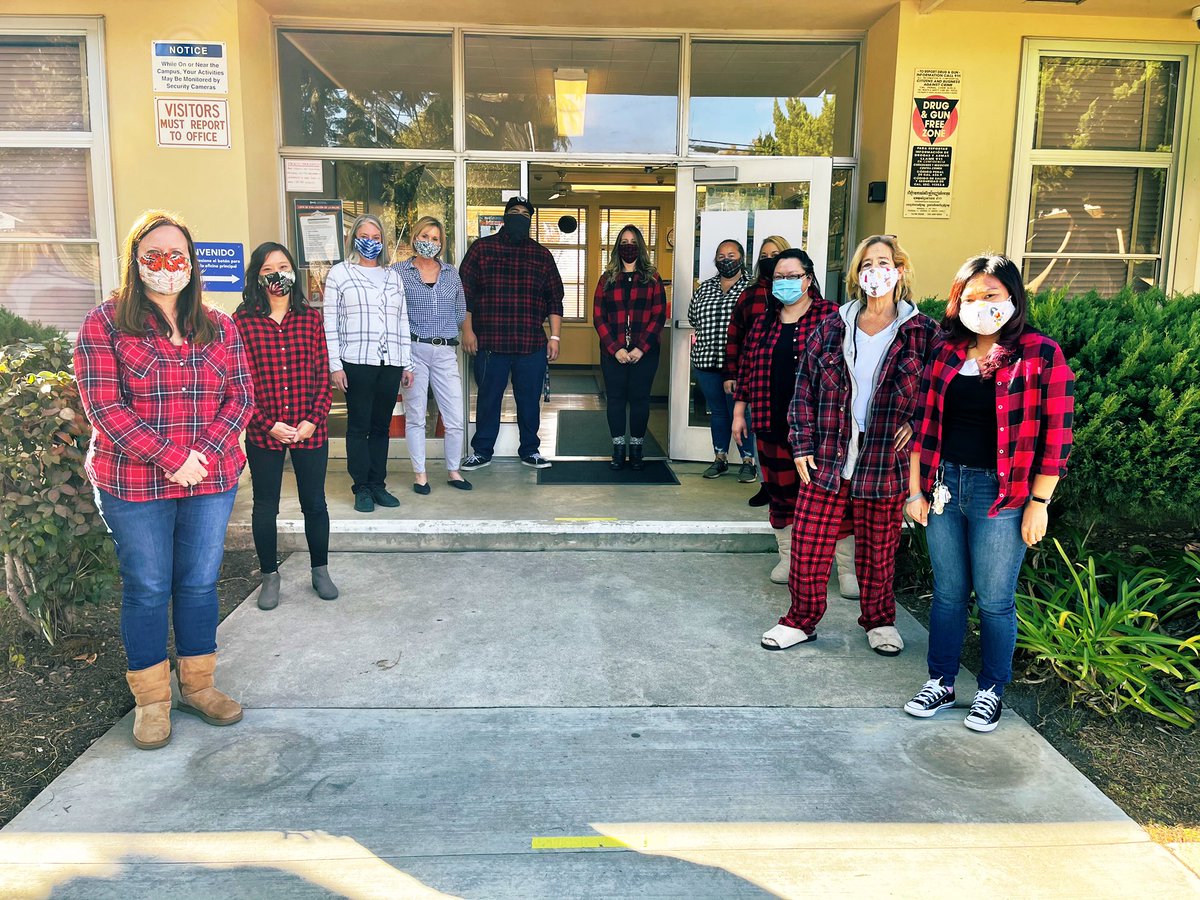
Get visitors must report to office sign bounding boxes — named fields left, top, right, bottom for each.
left=903, top=68, right=961, bottom=220
left=151, top=41, right=228, bottom=94
left=194, top=242, right=245, bottom=293
left=155, top=98, right=231, bottom=149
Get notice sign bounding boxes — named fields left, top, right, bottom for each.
left=195, top=242, right=244, bottom=293
left=156, top=98, right=231, bottom=149
left=152, top=41, right=228, bottom=94
left=903, top=69, right=961, bottom=219
left=294, top=199, right=345, bottom=268
left=285, top=159, right=325, bottom=193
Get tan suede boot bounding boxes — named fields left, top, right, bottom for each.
left=176, top=653, right=243, bottom=726
left=769, top=525, right=793, bottom=584
left=125, top=660, right=172, bottom=750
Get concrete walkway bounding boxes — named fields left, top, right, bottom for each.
left=3, top=551, right=1198, bottom=898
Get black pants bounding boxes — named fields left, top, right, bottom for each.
left=342, top=360, right=404, bottom=493
left=246, top=441, right=330, bottom=573
left=599, top=344, right=660, bottom=439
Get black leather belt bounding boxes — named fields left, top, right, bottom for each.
left=411, top=334, right=459, bottom=346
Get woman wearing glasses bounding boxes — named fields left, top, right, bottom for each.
left=731, top=248, right=837, bottom=584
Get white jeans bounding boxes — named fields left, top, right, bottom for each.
left=403, top=341, right=465, bottom=473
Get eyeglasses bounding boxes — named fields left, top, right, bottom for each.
left=138, top=250, right=189, bottom=272
left=774, top=273, right=810, bottom=281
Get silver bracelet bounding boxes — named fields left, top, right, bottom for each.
left=904, top=492, right=925, bottom=505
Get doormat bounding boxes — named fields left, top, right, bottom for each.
left=555, top=409, right=666, bottom=458
left=536, top=460, right=679, bottom=486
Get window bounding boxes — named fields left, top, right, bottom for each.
left=601, top=207, right=660, bottom=268
left=1011, top=45, right=1184, bottom=295
left=534, top=206, right=588, bottom=320
left=0, top=23, right=112, bottom=332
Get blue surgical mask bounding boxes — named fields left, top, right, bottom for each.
left=773, top=278, right=807, bottom=306
left=354, top=237, right=383, bottom=260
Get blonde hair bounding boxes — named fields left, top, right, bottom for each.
left=345, top=214, right=391, bottom=266
left=411, top=215, right=446, bottom=249
left=752, top=234, right=791, bottom=281
left=845, top=234, right=914, bottom=304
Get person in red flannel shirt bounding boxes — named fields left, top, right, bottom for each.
left=903, top=254, right=1074, bottom=734
left=762, top=235, right=935, bottom=656
left=234, top=242, right=337, bottom=612
left=75, top=210, right=254, bottom=751
left=730, top=248, right=838, bottom=584
left=593, top=224, right=666, bottom=471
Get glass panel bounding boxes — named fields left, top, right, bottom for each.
left=0, top=35, right=88, bottom=131
left=1026, top=165, right=1165, bottom=256
left=535, top=206, right=588, bottom=321
left=464, top=35, right=679, bottom=153
left=278, top=30, right=453, bottom=150
left=1034, top=57, right=1178, bottom=152
left=828, top=167, right=853, bottom=302
left=0, top=243, right=100, bottom=331
left=689, top=41, right=857, bottom=157
left=0, top=148, right=94, bottom=238
left=1022, top=256, right=1158, bottom=297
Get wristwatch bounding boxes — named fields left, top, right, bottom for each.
left=1029, top=495, right=1051, bottom=505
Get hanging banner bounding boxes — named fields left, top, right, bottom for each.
left=903, top=69, right=961, bottom=220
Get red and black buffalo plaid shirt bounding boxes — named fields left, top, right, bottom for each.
left=734, top=295, right=837, bottom=436
left=789, top=307, right=936, bottom=500
left=459, top=232, right=565, bottom=355
left=75, top=300, right=254, bottom=502
left=914, top=330, right=1075, bottom=515
left=593, top=272, right=667, bottom=356
left=723, top=278, right=770, bottom=383
left=233, top=306, right=333, bottom=451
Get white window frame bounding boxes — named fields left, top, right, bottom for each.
left=1007, top=39, right=1195, bottom=292
left=0, top=16, right=118, bottom=325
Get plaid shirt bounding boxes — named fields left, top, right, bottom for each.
left=593, top=272, right=667, bottom=356
left=75, top=300, right=253, bottom=502
left=687, top=272, right=750, bottom=369
left=459, top=233, right=565, bottom=355
left=392, top=258, right=466, bottom=340
left=789, top=307, right=937, bottom=500
left=734, top=296, right=837, bottom=435
left=323, top=261, right=411, bottom=372
left=915, top=330, right=1075, bottom=516
left=723, top=278, right=770, bottom=382
left=233, top=307, right=332, bottom=451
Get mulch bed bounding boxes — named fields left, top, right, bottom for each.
left=0, top=550, right=265, bottom=828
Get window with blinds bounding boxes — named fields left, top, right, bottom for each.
left=534, top=206, right=588, bottom=320
left=1016, top=50, right=1181, bottom=296
left=601, top=208, right=660, bottom=270
left=0, top=32, right=101, bottom=332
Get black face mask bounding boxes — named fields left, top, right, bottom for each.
left=502, top=214, right=531, bottom=241
left=758, top=257, right=777, bottom=281
left=715, top=258, right=742, bottom=278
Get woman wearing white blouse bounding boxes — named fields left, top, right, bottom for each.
left=323, top=214, right=413, bottom=513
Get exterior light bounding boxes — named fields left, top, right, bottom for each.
left=554, top=68, right=588, bottom=137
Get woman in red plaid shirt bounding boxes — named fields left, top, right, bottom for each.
left=762, top=235, right=935, bottom=656
left=903, top=254, right=1074, bottom=733
left=593, top=225, right=666, bottom=471
left=234, top=242, right=337, bottom=612
left=75, top=210, right=254, bottom=750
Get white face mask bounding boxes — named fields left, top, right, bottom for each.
left=138, top=261, right=192, bottom=296
left=959, top=298, right=1016, bottom=336
left=858, top=265, right=899, bottom=299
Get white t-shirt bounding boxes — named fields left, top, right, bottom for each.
left=852, top=326, right=895, bottom=429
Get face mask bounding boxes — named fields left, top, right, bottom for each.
left=259, top=270, right=295, bottom=296
left=758, top=257, right=777, bottom=281
left=503, top=214, right=531, bottom=241
left=618, top=244, right=639, bottom=263
left=859, top=265, right=900, bottom=299
left=138, top=251, right=192, bottom=295
left=773, top=278, right=808, bottom=306
left=959, top=298, right=1016, bottom=336
left=354, top=237, right=383, bottom=260
left=413, top=239, right=441, bottom=259
left=715, top=258, right=742, bottom=278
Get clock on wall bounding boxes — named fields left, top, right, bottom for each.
left=665, top=227, right=675, bottom=249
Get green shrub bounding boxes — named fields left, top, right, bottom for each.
left=0, top=307, right=61, bottom=346
left=0, top=336, right=115, bottom=644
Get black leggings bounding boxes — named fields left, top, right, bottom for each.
left=599, top=344, right=660, bottom=439
left=246, top=441, right=330, bottom=573
left=342, top=361, right=404, bottom=493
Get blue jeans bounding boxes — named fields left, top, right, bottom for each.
left=693, top=367, right=755, bottom=459
left=96, top=487, right=237, bottom=671
left=925, top=462, right=1027, bottom=695
left=472, top=348, right=547, bottom=459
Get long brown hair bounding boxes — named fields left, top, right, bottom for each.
left=603, top=224, right=657, bottom=285
left=114, top=210, right=215, bottom=343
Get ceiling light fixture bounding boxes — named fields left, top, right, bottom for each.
left=553, top=68, right=588, bottom=137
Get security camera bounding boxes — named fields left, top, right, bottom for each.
left=1193, top=5, right=1200, bottom=28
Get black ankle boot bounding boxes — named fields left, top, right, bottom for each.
left=610, top=444, right=627, bottom=470
left=629, top=443, right=645, bottom=470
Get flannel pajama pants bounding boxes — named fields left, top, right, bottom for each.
left=756, top=435, right=800, bottom=530
left=783, top=478, right=905, bottom=634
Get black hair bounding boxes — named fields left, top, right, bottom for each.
left=771, top=248, right=824, bottom=301
left=942, top=253, right=1030, bottom=355
left=238, top=241, right=308, bottom=316
left=715, top=238, right=746, bottom=259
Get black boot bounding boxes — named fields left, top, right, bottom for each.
left=629, top=443, right=645, bottom=471
left=610, top=443, right=627, bottom=470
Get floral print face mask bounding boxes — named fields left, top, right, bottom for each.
left=858, top=265, right=899, bottom=299
left=138, top=250, right=192, bottom=295
left=259, top=270, right=296, bottom=296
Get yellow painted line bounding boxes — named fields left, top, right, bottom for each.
left=531, top=836, right=628, bottom=850
left=553, top=517, right=620, bottom=522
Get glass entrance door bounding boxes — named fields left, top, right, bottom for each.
left=668, top=157, right=833, bottom=462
